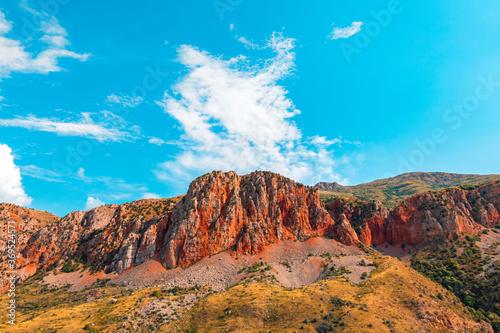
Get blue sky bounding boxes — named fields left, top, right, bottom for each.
left=1, top=0, right=500, bottom=216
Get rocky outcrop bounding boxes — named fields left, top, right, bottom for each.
left=9, top=198, right=179, bottom=283
left=160, top=171, right=342, bottom=267
left=386, top=186, right=500, bottom=245
left=332, top=214, right=359, bottom=245
left=326, top=198, right=389, bottom=246
left=314, top=181, right=344, bottom=191
left=0, top=204, right=59, bottom=292
left=325, top=180, right=500, bottom=246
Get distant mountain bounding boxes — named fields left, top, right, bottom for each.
left=315, top=172, right=500, bottom=208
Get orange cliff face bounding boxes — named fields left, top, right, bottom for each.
left=160, top=171, right=356, bottom=267
left=2, top=173, right=500, bottom=287
left=326, top=181, right=500, bottom=247
left=386, top=185, right=500, bottom=245
left=0, top=204, right=59, bottom=292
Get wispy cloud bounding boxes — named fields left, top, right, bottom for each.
left=20, top=164, right=155, bottom=205
left=20, top=165, right=65, bottom=182
left=76, top=167, right=149, bottom=198
left=0, top=114, right=133, bottom=142
left=106, top=94, right=144, bottom=108
left=0, top=143, right=32, bottom=206
left=230, top=24, right=261, bottom=49
left=156, top=33, right=346, bottom=186
left=236, top=36, right=260, bottom=49
left=328, top=21, right=363, bottom=40
left=0, top=9, right=90, bottom=79
left=142, top=192, right=161, bottom=199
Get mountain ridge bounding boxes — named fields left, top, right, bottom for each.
left=315, top=171, right=500, bottom=208
left=2, top=171, right=500, bottom=287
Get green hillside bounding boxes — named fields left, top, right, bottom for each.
left=316, top=172, right=500, bottom=208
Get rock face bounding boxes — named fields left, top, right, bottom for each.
left=326, top=198, right=389, bottom=246
left=325, top=181, right=500, bottom=246
left=386, top=186, right=500, bottom=245
left=6, top=198, right=179, bottom=285
left=315, top=181, right=344, bottom=191
left=3, top=173, right=500, bottom=282
left=0, top=204, right=59, bottom=292
left=161, top=171, right=341, bottom=267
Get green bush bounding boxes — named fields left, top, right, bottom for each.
left=316, top=321, right=334, bottom=333
left=61, top=260, right=78, bottom=273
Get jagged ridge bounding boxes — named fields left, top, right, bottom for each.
left=2, top=171, right=500, bottom=291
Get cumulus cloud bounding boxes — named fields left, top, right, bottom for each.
left=0, top=9, right=89, bottom=79
left=329, top=21, right=363, bottom=40
left=0, top=143, right=33, bottom=206
left=156, top=33, right=345, bottom=186
left=106, top=94, right=144, bottom=108
left=85, top=196, right=104, bottom=210
left=0, top=114, right=133, bottom=142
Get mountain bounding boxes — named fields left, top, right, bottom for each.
left=2, top=171, right=500, bottom=332
left=327, top=180, right=500, bottom=246
left=315, top=172, right=500, bottom=208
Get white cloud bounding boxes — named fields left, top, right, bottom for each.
left=142, top=192, right=161, bottom=199
left=85, top=196, right=104, bottom=210
left=156, top=33, right=345, bottom=186
left=229, top=23, right=235, bottom=31
left=236, top=36, right=260, bottom=49
left=76, top=168, right=149, bottom=201
left=328, top=21, right=363, bottom=40
left=0, top=114, right=133, bottom=142
left=20, top=165, right=64, bottom=183
left=148, top=137, right=166, bottom=146
left=106, top=94, right=144, bottom=108
left=309, top=136, right=341, bottom=147
left=0, top=9, right=90, bottom=79
left=0, top=11, right=12, bottom=34
left=0, top=143, right=32, bottom=206
left=77, top=167, right=85, bottom=178
left=0, top=88, right=4, bottom=109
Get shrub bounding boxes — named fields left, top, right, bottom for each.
left=61, top=260, right=78, bottom=273
left=316, top=321, right=334, bottom=333
left=168, top=286, right=182, bottom=295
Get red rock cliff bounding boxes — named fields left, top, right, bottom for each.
left=326, top=181, right=500, bottom=246
left=160, top=171, right=357, bottom=267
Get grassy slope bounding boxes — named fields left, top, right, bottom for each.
left=169, top=257, right=485, bottom=333
left=0, top=273, right=208, bottom=333
left=318, top=172, right=500, bottom=208
left=0, top=256, right=487, bottom=332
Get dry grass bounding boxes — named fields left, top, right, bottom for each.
left=0, top=256, right=488, bottom=333
left=168, top=257, right=486, bottom=333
